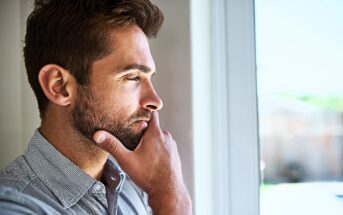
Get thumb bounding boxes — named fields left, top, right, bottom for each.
left=146, top=111, right=162, bottom=133
left=93, top=130, right=131, bottom=161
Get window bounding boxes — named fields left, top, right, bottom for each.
left=256, top=1, right=343, bottom=214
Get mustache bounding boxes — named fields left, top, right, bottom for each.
left=129, top=110, right=152, bottom=122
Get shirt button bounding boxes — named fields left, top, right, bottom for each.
left=94, top=184, right=102, bottom=191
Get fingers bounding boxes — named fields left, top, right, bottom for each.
left=163, top=130, right=171, bottom=137
left=93, top=130, right=130, bottom=160
left=163, top=130, right=173, bottom=141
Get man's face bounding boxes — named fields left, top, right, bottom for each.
left=71, top=26, right=163, bottom=150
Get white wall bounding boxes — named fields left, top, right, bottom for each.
left=0, top=0, right=39, bottom=169
left=0, top=0, right=22, bottom=169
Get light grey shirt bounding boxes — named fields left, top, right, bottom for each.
left=0, top=130, right=152, bottom=215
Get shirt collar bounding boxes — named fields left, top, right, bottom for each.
left=25, top=130, right=125, bottom=209
left=102, top=158, right=126, bottom=193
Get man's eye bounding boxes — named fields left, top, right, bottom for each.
left=126, top=76, right=140, bottom=81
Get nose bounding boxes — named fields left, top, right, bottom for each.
left=141, top=81, right=163, bottom=111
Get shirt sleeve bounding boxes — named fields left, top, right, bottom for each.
left=0, top=186, right=62, bottom=215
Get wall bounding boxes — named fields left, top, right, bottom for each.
left=0, top=0, right=39, bottom=169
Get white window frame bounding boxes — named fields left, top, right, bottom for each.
left=191, top=0, right=260, bottom=214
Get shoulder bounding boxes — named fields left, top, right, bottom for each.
left=0, top=186, right=61, bottom=215
left=0, top=155, right=35, bottom=191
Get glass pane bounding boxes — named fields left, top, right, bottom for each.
left=255, top=0, right=343, bottom=214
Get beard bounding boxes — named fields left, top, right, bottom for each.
left=71, top=85, right=150, bottom=151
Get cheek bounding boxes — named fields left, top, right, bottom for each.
left=101, top=87, right=141, bottom=115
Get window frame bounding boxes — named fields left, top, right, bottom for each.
left=192, top=0, right=260, bottom=214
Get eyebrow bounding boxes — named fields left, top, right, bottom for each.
left=121, top=64, right=153, bottom=74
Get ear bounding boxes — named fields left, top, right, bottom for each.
left=38, top=64, right=76, bottom=107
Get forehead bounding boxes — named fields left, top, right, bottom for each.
left=107, top=25, right=155, bottom=71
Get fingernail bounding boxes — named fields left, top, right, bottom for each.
left=94, top=133, right=105, bottom=145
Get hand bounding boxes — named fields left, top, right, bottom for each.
left=93, top=111, right=192, bottom=214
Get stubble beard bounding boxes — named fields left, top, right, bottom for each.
left=71, top=85, right=149, bottom=151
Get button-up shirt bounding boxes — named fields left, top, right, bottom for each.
left=0, top=130, right=152, bottom=215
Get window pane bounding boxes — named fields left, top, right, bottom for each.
left=255, top=0, right=343, bottom=214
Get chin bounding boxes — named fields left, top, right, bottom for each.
left=122, top=131, right=145, bottom=151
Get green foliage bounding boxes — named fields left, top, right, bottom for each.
left=278, top=94, right=343, bottom=112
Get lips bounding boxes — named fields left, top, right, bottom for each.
left=130, top=111, right=152, bottom=127
left=133, top=119, right=149, bottom=128
left=135, top=117, right=150, bottom=121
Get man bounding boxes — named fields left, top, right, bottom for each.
left=0, top=0, right=192, bottom=214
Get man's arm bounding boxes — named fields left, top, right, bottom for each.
left=93, top=111, right=192, bottom=215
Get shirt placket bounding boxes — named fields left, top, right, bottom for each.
left=105, top=170, right=126, bottom=214
left=112, top=172, right=126, bottom=214
left=89, top=181, right=109, bottom=214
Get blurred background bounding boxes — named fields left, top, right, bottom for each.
left=1, top=0, right=342, bottom=215
left=256, top=0, right=343, bottom=214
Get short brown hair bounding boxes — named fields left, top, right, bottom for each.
left=24, top=0, right=164, bottom=118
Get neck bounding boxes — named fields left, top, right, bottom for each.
left=40, top=112, right=108, bottom=180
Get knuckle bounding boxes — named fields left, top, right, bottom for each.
left=155, top=130, right=164, bottom=140
left=162, top=130, right=172, bottom=138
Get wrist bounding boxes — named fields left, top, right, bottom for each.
left=148, top=185, right=192, bottom=215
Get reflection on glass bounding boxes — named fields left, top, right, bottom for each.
left=255, top=0, right=343, bottom=214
